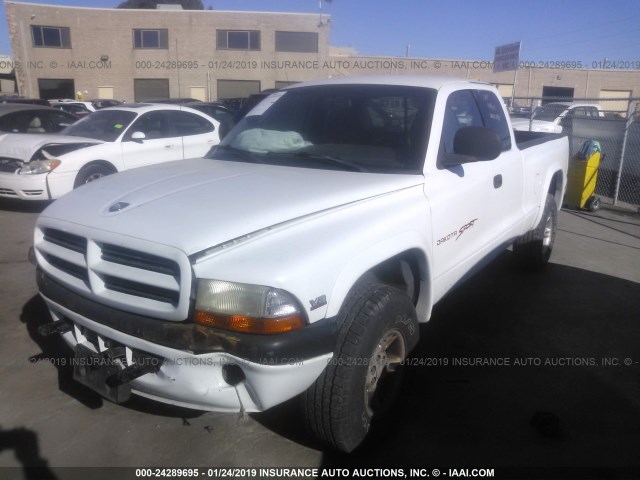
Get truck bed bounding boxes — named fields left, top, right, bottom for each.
left=515, top=130, right=566, bottom=150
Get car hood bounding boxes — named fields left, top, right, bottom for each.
left=40, top=158, right=425, bottom=256
left=0, top=133, right=102, bottom=162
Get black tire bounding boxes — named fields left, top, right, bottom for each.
left=513, top=193, right=558, bottom=271
left=302, top=280, right=418, bottom=452
left=586, top=196, right=600, bottom=212
left=73, top=163, right=115, bottom=188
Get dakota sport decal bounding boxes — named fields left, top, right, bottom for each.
left=436, top=218, right=478, bottom=246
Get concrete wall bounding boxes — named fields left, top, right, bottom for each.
left=6, top=2, right=330, bottom=100
left=5, top=2, right=640, bottom=103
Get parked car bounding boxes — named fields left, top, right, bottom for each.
left=31, top=76, right=569, bottom=452
left=50, top=101, right=94, bottom=118
left=512, top=102, right=604, bottom=133
left=233, top=89, right=280, bottom=121
left=0, top=104, right=78, bottom=134
left=0, top=104, right=220, bottom=200
left=147, top=98, right=201, bottom=105
left=185, top=101, right=235, bottom=139
left=0, top=95, right=50, bottom=106
left=503, top=98, right=532, bottom=116
left=0, top=103, right=78, bottom=133
left=90, top=99, right=124, bottom=110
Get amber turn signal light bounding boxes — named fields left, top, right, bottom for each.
left=194, top=310, right=305, bottom=335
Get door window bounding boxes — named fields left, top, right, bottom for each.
left=126, top=111, right=172, bottom=140
left=442, top=90, right=484, bottom=154
left=473, top=90, right=512, bottom=151
left=168, top=111, right=214, bottom=136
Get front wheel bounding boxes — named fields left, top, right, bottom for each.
left=73, top=163, right=115, bottom=188
left=302, top=281, right=418, bottom=452
left=513, top=193, right=558, bottom=271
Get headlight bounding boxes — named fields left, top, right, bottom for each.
left=194, top=279, right=306, bottom=334
left=18, top=159, right=61, bottom=175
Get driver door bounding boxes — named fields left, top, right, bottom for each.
left=120, top=111, right=182, bottom=169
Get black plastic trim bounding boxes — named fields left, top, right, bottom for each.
left=37, top=269, right=337, bottom=364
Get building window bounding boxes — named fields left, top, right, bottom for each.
left=217, top=80, right=260, bottom=99
left=216, top=30, right=260, bottom=50
left=134, top=78, right=169, bottom=102
left=31, top=25, right=71, bottom=48
left=275, top=31, right=318, bottom=53
left=133, top=29, right=169, bottom=49
left=38, top=78, right=75, bottom=99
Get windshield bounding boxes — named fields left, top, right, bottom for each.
left=61, top=109, right=137, bottom=141
left=207, top=84, right=436, bottom=173
left=532, top=103, right=569, bottom=122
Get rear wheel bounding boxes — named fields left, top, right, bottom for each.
left=513, top=193, right=558, bottom=271
left=302, top=280, right=418, bottom=452
left=74, top=163, right=115, bottom=188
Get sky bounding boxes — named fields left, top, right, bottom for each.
left=1, top=0, right=640, bottom=65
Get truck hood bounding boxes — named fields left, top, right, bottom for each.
left=40, top=158, right=425, bottom=255
left=0, top=133, right=102, bottom=162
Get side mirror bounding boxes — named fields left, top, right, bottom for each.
left=130, top=131, right=146, bottom=142
left=452, top=126, right=501, bottom=161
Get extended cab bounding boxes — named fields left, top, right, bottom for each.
left=33, top=76, right=568, bottom=452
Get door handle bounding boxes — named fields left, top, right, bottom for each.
left=493, top=174, right=503, bottom=189
left=164, top=144, right=174, bottom=149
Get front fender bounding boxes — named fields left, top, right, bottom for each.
left=192, top=185, right=433, bottom=325
left=327, top=231, right=433, bottom=322
left=53, top=143, right=122, bottom=174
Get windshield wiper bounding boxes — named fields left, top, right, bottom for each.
left=206, top=145, right=265, bottom=164
left=286, top=152, right=369, bottom=172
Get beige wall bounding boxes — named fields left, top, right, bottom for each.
left=5, top=2, right=640, bottom=102
left=6, top=2, right=330, bottom=100
left=324, top=56, right=640, bottom=100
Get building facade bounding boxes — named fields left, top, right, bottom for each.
left=5, top=1, right=331, bottom=101
left=5, top=1, right=640, bottom=111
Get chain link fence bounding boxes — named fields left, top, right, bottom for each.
left=507, top=96, right=640, bottom=208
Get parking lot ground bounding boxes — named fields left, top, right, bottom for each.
left=0, top=198, right=639, bottom=479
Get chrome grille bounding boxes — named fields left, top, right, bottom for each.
left=99, top=243, right=180, bottom=277
left=101, top=274, right=180, bottom=305
left=43, top=228, right=87, bottom=254
left=36, top=226, right=189, bottom=320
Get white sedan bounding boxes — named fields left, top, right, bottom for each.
left=0, top=103, right=220, bottom=200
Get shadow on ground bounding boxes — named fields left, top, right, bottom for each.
left=0, top=198, right=51, bottom=213
left=0, top=426, right=57, bottom=479
left=256, top=252, right=640, bottom=472
left=20, top=250, right=640, bottom=473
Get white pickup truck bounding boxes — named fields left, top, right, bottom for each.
left=33, top=76, right=568, bottom=452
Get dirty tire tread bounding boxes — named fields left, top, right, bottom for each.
left=302, top=280, right=416, bottom=452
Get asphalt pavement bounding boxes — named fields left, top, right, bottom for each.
left=0, top=198, right=639, bottom=480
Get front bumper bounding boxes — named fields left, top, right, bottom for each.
left=37, top=271, right=335, bottom=412
left=0, top=171, right=49, bottom=200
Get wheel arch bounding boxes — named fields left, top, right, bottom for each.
left=326, top=237, right=433, bottom=325
left=78, top=159, right=118, bottom=174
